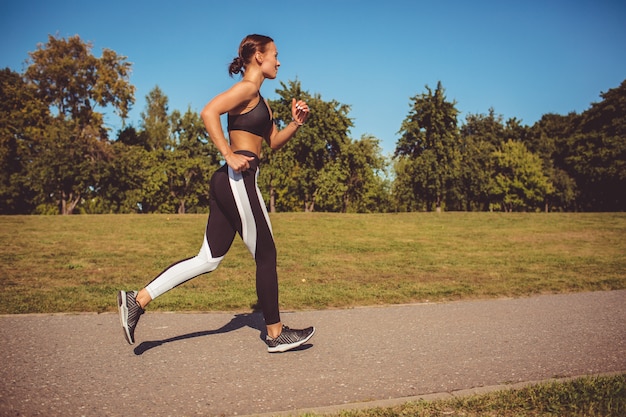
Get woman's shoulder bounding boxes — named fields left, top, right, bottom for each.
left=229, top=80, right=259, bottom=99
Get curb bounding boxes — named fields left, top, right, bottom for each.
left=243, top=371, right=626, bottom=417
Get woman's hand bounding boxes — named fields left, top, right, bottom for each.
left=292, top=98, right=310, bottom=126
left=225, top=152, right=255, bottom=173
left=265, top=98, right=310, bottom=151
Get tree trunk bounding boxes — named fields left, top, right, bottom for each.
left=60, top=190, right=80, bottom=214
left=269, top=185, right=276, bottom=213
left=304, top=193, right=314, bottom=212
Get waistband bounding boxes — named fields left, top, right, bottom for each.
left=234, top=150, right=259, bottom=160
left=233, top=150, right=260, bottom=171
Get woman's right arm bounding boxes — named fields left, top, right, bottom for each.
left=201, top=82, right=256, bottom=172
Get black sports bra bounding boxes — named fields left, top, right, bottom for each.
left=227, top=95, right=273, bottom=137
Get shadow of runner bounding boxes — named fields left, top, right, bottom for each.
left=133, top=312, right=266, bottom=355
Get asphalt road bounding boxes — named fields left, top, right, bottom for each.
left=1, top=290, right=625, bottom=417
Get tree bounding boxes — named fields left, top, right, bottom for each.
left=458, top=110, right=507, bottom=211
left=340, top=135, right=388, bottom=213
left=527, top=80, right=626, bottom=211
left=26, top=118, right=112, bottom=214
left=392, top=156, right=422, bottom=212
left=528, top=113, right=579, bottom=211
left=167, top=107, right=221, bottom=213
left=97, top=128, right=169, bottom=214
left=140, top=86, right=170, bottom=151
left=105, top=89, right=221, bottom=214
left=26, top=35, right=134, bottom=124
left=314, top=159, right=348, bottom=212
left=120, top=86, right=172, bottom=213
left=23, top=35, right=134, bottom=214
left=0, top=68, right=50, bottom=213
left=565, top=80, right=626, bottom=211
left=490, top=140, right=554, bottom=212
left=394, top=82, right=460, bottom=212
left=263, top=80, right=353, bottom=212
left=314, top=135, right=387, bottom=213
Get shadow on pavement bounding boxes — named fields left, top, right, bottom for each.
left=133, top=312, right=266, bottom=355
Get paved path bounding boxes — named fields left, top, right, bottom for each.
left=1, top=290, right=625, bottom=417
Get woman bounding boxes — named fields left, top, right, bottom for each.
left=117, top=34, right=314, bottom=353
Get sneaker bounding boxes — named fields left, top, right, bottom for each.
left=117, top=290, right=144, bottom=345
left=265, top=325, right=315, bottom=353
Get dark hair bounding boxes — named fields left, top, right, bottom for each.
left=228, top=34, right=274, bottom=77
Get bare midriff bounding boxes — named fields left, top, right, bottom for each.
left=229, top=131, right=264, bottom=157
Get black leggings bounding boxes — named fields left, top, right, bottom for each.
left=145, top=151, right=280, bottom=325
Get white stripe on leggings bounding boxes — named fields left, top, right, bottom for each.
left=228, top=167, right=258, bottom=257
left=255, top=168, right=273, bottom=238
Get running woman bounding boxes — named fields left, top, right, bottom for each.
left=117, top=34, right=315, bottom=353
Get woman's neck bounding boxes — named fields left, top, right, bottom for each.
left=243, top=67, right=265, bottom=90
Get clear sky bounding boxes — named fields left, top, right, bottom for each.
left=2, top=0, right=625, bottom=154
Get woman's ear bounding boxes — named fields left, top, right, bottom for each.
left=255, top=51, right=263, bottom=64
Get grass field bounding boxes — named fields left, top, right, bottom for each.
left=1, top=212, right=624, bottom=314
left=2, top=213, right=624, bottom=416
left=307, top=374, right=626, bottom=417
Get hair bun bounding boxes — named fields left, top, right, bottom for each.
left=228, top=56, right=245, bottom=77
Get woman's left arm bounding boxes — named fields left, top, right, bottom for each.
left=266, top=98, right=310, bottom=150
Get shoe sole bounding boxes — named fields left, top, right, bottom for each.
left=267, top=327, right=316, bottom=353
left=117, top=290, right=134, bottom=345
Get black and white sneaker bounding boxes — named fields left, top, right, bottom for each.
left=265, top=325, right=315, bottom=353
left=117, top=290, right=144, bottom=345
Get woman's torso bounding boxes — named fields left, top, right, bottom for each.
left=228, top=94, right=273, bottom=157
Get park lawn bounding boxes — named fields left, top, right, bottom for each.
left=0, top=212, right=624, bottom=314
left=301, top=373, right=626, bottom=417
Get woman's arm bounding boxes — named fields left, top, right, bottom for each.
left=266, top=98, right=310, bottom=150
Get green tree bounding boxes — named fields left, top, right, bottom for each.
left=140, top=86, right=170, bottom=151
left=122, top=86, right=172, bottom=213
left=340, top=135, right=388, bottom=213
left=167, top=107, right=221, bottom=213
left=98, top=129, right=166, bottom=214
left=528, top=113, right=579, bottom=211
left=458, top=110, right=507, bottom=211
left=394, top=82, right=460, bottom=212
left=26, top=118, right=113, bottom=214
left=461, top=108, right=506, bottom=145
left=263, top=80, right=353, bottom=212
left=314, top=135, right=387, bottom=213
left=314, top=159, right=347, bottom=212
left=391, top=157, right=421, bottom=212
left=490, top=140, right=554, bottom=212
left=0, top=68, right=50, bottom=213
left=565, top=80, right=626, bottom=211
left=26, top=35, right=134, bottom=123
left=23, top=34, right=134, bottom=214
left=105, top=89, right=221, bottom=214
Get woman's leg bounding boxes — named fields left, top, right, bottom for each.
left=224, top=160, right=281, bottom=329
left=139, top=192, right=238, bottom=306
left=118, top=165, right=237, bottom=344
left=232, top=165, right=316, bottom=350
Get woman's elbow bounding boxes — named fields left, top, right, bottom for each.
left=200, top=106, right=212, bottom=123
left=267, top=139, right=284, bottom=151
left=201, top=102, right=220, bottom=124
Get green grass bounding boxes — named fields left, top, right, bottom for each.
left=0, top=212, right=624, bottom=314
left=1, top=214, right=624, bottom=416
left=300, top=374, right=626, bottom=417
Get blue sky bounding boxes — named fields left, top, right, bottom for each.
left=2, top=0, right=625, bottom=154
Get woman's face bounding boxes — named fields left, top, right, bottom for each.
left=260, top=42, right=280, bottom=79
